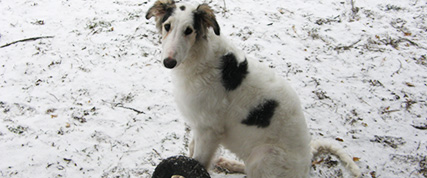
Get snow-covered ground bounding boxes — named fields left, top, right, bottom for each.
left=0, top=0, right=426, bottom=177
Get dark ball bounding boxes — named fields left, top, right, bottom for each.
left=152, top=155, right=210, bottom=178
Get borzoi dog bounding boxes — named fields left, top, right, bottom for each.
left=146, top=1, right=361, bottom=177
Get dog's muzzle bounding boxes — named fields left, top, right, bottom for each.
left=163, top=58, right=177, bottom=69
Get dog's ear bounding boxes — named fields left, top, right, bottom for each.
left=146, top=0, right=176, bottom=31
left=194, top=4, right=220, bottom=38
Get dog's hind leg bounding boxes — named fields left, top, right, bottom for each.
left=244, top=144, right=310, bottom=178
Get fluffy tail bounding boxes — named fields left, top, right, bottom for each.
left=311, top=140, right=361, bottom=178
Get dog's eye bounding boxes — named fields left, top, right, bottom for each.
left=164, top=24, right=171, bottom=32
left=184, top=27, right=193, bottom=35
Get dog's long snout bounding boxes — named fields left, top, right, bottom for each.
left=163, top=57, right=177, bottom=69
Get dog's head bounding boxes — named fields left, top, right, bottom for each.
left=146, top=0, right=220, bottom=69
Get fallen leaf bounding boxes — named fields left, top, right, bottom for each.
left=353, top=157, right=360, bottom=162
left=292, top=25, right=297, bottom=34
left=46, top=108, right=56, bottom=114
left=405, top=82, right=415, bottom=87
left=335, top=137, right=344, bottom=142
left=370, top=171, right=376, bottom=178
left=51, top=115, right=58, bottom=118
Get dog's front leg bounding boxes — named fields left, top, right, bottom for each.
left=191, top=128, right=221, bottom=169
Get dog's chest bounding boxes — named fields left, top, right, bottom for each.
left=172, top=69, right=228, bottom=127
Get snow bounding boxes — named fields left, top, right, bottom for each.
left=0, top=0, right=426, bottom=177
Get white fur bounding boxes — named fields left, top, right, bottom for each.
left=148, top=2, right=361, bottom=178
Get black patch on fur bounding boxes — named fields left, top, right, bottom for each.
left=161, top=6, right=175, bottom=23
left=242, top=100, right=279, bottom=128
left=180, top=5, right=186, bottom=11
left=220, top=53, right=248, bottom=91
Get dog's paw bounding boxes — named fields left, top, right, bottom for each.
left=214, top=157, right=245, bottom=174
left=171, top=175, right=185, bottom=178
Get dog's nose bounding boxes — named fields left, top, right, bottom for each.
left=163, top=58, right=177, bottom=69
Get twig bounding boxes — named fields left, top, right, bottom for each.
left=380, top=37, right=427, bottom=50
left=152, top=148, right=162, bottom=158
left=48, top=92, right=60, bottom=102
left=397, top=38, right=427, bottom=50
left=349, top=0, right=359, bottom=21
left=382, top=109, right=400, bottom=114
left=350, top=0, right=356, bottom=12
left=114, top=103, right=145, bottom=114
left=0, top=36, right=54, bottom=48
left=391, top=59, right=402, bottom=77
left=334, top=38, right=362, bottom=51
left=412, top=0, right=419, bottom=6
left=220, top=0, right=228, bottom=14
left=411, top=124, right=427, bottom=130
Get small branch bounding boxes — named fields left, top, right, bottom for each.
left=220, top=0, right=228, bottom=15
left=391, top=59, right=402, bottom=77
left=380, top=37, right=427, bottom=50
left=0, top=36, right=54, bottom=48
left=334, top=38, right=362, bottom=51
left=350, top=0, right=356, bottom=12
left=114, top=103, right=145, bottom=114
left=349, top=0, right=359, bottom=21
left=48, top=92, right=60, bottom=102
left=412, top=0, right=419, bottom=6
left=382, top=109, right=400, bottom=114
left=411, top=124, right=427, bottom=130
left=397, top=38, right=427, bottom=50
left=152, top=148, right=162, bottom=158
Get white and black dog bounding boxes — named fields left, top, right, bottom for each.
left=146, top=1, right=361, bottom=177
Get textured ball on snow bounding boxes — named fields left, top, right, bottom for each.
left=152, top=155, right=210, bottom=178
